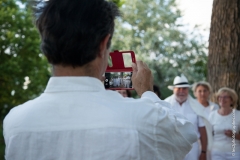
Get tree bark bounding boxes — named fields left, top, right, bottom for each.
left=208, top=0, right=240, bottom=109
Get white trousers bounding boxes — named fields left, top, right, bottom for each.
left=211, top=150, right=240, bottom=160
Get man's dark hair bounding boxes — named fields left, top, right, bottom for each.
left=35, top=0, right=120, bottom=67
left=126, top=90, right=132, bottom=98
left=153, top=85, right=161, bottom=98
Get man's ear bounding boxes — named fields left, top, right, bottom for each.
left=99, top=34, right=111, bottom=58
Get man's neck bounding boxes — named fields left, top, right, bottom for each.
left=175, top=98, right=187, bottom=106
left=178, top=101, right=186, bottom=106
left=52, top=64, right=98, bottom=78
left=173, top=95, right=188, bottom=106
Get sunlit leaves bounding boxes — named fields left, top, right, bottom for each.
left=0, top=0, right=50, bottom=119
left=112, top=0, right=207, bottom=98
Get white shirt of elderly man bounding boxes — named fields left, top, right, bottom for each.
left=165, top=74, right=213, bottom=160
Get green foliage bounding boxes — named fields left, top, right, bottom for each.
left=0, top=1, right=50, bottom=156
left=108, top=0, right=125, bottom=7
left=111, top=0, right=207, bottom=99
left=0, top=0, right=50, bottom=120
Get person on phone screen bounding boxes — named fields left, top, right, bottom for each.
left=125, top=74, right=131, bottom=88
left=3, top=0, right=197, bottom=159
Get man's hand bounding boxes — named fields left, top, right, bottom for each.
left=132, top=61, right=153, bottom=96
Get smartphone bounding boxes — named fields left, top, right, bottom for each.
left=104, top=72, right=133, bottom=89
left=105, top=50, right=136, bottom=90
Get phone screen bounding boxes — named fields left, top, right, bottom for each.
left=104, top=72, right=133, bottom=90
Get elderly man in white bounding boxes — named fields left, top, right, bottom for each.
left=165, top=74, right=213, bottom=160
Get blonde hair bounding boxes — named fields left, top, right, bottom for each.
left=216, top=87, right=238, bottom=109
left=192, top=81, right=213, bottom=93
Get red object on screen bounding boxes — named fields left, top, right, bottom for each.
left=106, top=50, right=136, bottom=72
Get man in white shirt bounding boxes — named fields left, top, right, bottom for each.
left=3, top=1, right=197, bottom=160
left=113, top=77, right=117, bottom=87
left=165, top=74, right=212, bottom=160
left=125, top=74, right=131, bottom=88
left=116, top=76, right=120, bottom=87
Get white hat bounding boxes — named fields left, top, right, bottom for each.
left=168, top=74, right=191, bottom=90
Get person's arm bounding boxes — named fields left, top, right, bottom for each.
left=236, top=133, right=240, bottom=140
left=225, top=130, right=240, bottom=140
left=132, top=61, right=198, bottom=159
left=199, top=126, right=207, bottom=160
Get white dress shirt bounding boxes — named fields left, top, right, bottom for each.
left=4, top=77, right=197, bottom=160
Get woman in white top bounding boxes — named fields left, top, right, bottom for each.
left=192, top=81, right=219, bottom=160
left=192, top=81, right=219, bottom=118
left=209, top=87, right=240, bottom=160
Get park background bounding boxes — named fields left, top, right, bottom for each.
left=1, top=0, right=239, bottom=159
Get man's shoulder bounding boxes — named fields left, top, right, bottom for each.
left=164, top=95, right=174, bottom=102
left=3, top=90, right=167, bottom=134
left=4, top=96, right=41, bottom=122
left=3, top=97, right=44, bottom=136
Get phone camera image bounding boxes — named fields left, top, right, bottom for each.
left=105, top=72, right=133, bottom=89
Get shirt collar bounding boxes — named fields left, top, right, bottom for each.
left=172, top=95, right=189, bottom=106
left=44, top=77, right=105, bottom=93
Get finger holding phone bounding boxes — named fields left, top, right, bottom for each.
left=132, top=61, right=154, bottom=96
left=105, top=50, right=153, bottom=96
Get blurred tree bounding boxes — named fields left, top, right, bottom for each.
left=109, top=0, right=125, bottom=7
left=208, top=0, right=240, bottom=109
left=111, top=0, right=207, bottom=98
left=0, top=0, right=50, bottom=120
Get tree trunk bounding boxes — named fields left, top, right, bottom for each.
left=208, top=0, right=240, bottom=109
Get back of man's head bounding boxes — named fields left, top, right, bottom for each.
left=35, top=0, right=120, bottom=67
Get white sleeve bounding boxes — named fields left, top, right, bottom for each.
left=198, top=116, right=205, bottom=127
left=141, top=91, right=172, bottom=109
left=141, top=91, right=198, bottom=159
